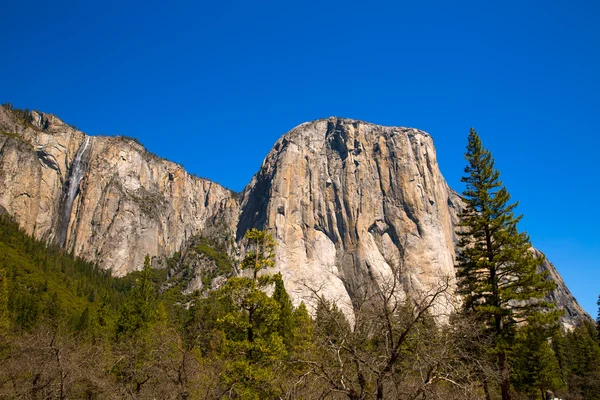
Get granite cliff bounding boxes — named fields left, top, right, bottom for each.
left=0, top=106, right=238, bottom=276
left=0, top=106, right=588, bottom=325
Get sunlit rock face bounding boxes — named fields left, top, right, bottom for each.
left=239, top=117, right=587, bottom=325
left=238, top=118, right=462, bottom=317
left=0, top=107, right=238, bottom=276
left=0, top=108, right=588, bottom=326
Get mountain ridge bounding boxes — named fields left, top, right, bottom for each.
left=0, top=105, right=589, bottom=327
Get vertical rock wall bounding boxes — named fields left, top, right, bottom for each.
left=0, top=107, right=238, bottom=275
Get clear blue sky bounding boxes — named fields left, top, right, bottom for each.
left=1, top=0, right=598, bottom=317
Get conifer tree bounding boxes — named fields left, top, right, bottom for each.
left=456, top=128, right=559, bottom=400
left=75, top=306, right=91, bottom=333
left=597, top=294, right=600, bottom=341
left=0, top=268, right=9, bottom=335
left=272, top=272, right=294, bottom=348
left=552, top=321, right=600, bottom=399
left=218, top=229, right=284, bottom=398
left=292, top=301, right=313, bottom=349
left=235, top=228, right=278, bottom=343
left=112, top=255, right=159, bottom=395
left=116, top=254, right=156, bottom=337
left=240, top=228, right=276, bottom=282
left=511, top=322, right=563, bottom=398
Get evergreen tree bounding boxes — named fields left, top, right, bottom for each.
left=94, top=293, right=116, bottom=338
left=0, top=268, right=9, bottom=335
left=218, top=229, right=284, bottom=398
left=292, top=301, right=313, bottom=350
left=272, top=272, right=294, bottom=348
left=75, top=306, right=91, bottom=333
left=240, top=228, right=276, bottom=281
left=112, top=255, right=161, bottom=395
left=555, top=321, right=600, bottom=399
left=456, top=128, right=559, bottom=400
left=597, top=294, right=600, bottom=341
left=314, top=296, right=350, bottom=342
left=116, top=254, right=156, bottom=338
left=511, top=322, right=563, bottom=399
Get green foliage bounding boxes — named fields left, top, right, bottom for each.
left=511, top=324, right=563, bottom=397
left=0, top=216, right=316, bottom=397
left=457, top=129, right=557, bottom=330
left=240, top=228, right=276, bottom=280
left=2, top=209, right=597, bottom=399
left=292, top=301, right=313, bottom=345
left=0, top=214, right=176, bottom=339
left=215, top=229, right=289, bottom=397
left=456, top=128, right=561, bottom=400
left=0, top=268, right=9, bottom=335
left=597, top=294, right=600, bottom=341
left=194, top=239, right=233, bottom=276
left=315, top=296, right=350, bottom=341
left=553, top=321, right=600, bottom=399
left=161, top=236, right=235, bottom=301
left=116, top=255, right=157, bottom=338
left=272, top=272, right=295, bottom=347
left=0, top=214, right=127, bottom=332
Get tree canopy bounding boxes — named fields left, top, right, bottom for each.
left=456, top=128, right=561, bottom=400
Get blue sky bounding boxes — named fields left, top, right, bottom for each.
left=1, top=0, right=598, bottom=316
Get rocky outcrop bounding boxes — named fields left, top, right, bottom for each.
left=239, top=118, right=460, bottom=317
left=0, top=107, right=588, bottom=326
left=0, top=107, right=238, bottom=276
left=535, top=249, right=587, bottom=329
left=239, top=118, right=587, bottom=325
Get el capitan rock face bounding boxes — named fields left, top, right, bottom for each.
left=0, top=106, right=588, bottom=325
left=238, top=119, right=462, bottom=317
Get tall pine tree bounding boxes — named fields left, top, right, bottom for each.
left=272, top=272, right=295, bottom=348
left=218, top=229, right=284, bottom=398
left=116, top=254, right=156, bottom=338
left=456, top=128, right=558, bottom=400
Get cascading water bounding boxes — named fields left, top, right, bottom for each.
left=56, top=136, right=91, bottom=247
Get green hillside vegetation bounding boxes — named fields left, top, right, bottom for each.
left=0, top=213, right=126, bottom=331
left=1, top=213, right=599, bottom=399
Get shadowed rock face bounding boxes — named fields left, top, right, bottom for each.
left=0, top=108, right=589, bottom=326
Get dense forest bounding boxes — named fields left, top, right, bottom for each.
left=1, top=130, right=599, bottom=400
left=0, top=212, right=599, bottom=399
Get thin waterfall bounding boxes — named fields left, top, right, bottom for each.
left=56, top=136, right=91, bottom=247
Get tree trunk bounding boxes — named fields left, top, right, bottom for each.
left=482, top=375, right=491, bottom=400
left=499, top=350, right=511, bottom=400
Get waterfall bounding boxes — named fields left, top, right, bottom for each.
left=56, top=136, right=91, bottom=247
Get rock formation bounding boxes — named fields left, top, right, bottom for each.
left=0, top=106, right=238, bottom=276
left=239, top=119, right=461, bottom=317
left=0, top=106, right=588, bottom=325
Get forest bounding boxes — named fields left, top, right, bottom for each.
left=1, top=130, right=600, bottom=400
